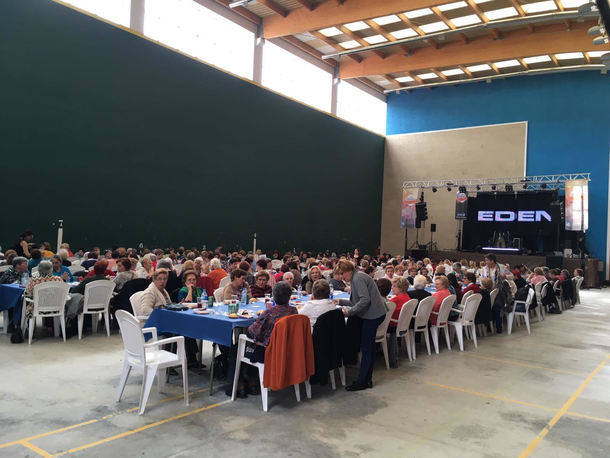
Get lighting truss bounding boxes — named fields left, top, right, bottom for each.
left=401, top=173, right=591, bottom=191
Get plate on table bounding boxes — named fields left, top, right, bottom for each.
left=165, top=304, right=189, bottom=311
left=183, top=302, right=198, bottom=309
left=194, top=309, right=210, bottom=315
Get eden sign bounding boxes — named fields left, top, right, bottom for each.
left=477, top=210, right=552, bottom=222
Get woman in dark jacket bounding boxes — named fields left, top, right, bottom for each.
left=475, top=277, right=493, bottom=330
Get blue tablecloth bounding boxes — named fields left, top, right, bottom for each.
left=0, top=284, right=25, bottom=326
left=144, top=292, right=350, bottom=347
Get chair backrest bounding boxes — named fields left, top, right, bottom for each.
left=414, top=295, right=435, bottom=330
left=129, top=290, right=146, bottom=317
left=214, top=287, right=224, bottom=303
left=462, top=293, right=482, bottom=323
left=219, top=275, right=230, bottom=289
left=523, top=288, right=535, bottom=311
left=489, top=288, right=499, bottom=306
left=83, top=280, right=115, bottom=312
left=534, top=282, right=543, bottom=304
left=376, top=301, right=396, bottom=339
left=32, top=282, right=70, bottom=315
left=321, top=269, right=332, bottom=279
left=461, top=289, right=473, bottom=305
left=115, top=310, right=146, bottom=366
left=174, top=264, right=182, bottom=276
left=0, top=265, right=10, bottom=272
left=436, top=294, right=456, bottom=326
left=271, top=260, right=283, bottom=270
left=31, top=266, right=39, bottom=275
left=373, top=269, right=385, bottom=280
left=553, top=280, right=561, bottom=293
left=395, top=299, right=418, bottom=336
left=68, top=265, right=83, bottom=274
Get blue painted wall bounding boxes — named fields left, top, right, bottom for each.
left=387, top=71, right=610, bottom=261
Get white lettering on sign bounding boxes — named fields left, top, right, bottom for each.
left=477, top=211, right=552, bottom=222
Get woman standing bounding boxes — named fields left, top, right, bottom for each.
left=335, top=260, right=387, bottom=391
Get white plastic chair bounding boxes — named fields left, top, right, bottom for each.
left=449, top=293, right=482, bottom=351
left=553, top=280, right=565, bottom=311
left=115, top=310, right=188, bottom=415
left=271, top=260, right=283, bottom=270
left=231, top=334, right=311, bottom=412
left=28, top=282, right=70, bottom=345
left=429, top=294, right=455, bottom=354
left=507, top=288, right=535, bottom=335
left=68, top=265, right=83, bottom=274
left=31, top=266, right=39, bottom=275
left=410, top=296, right=435, bottom=359
left=129, top=291, right=149, bottom=327
left=394, top=299, right=418, bottom=361
left=461, top=289, right=474, bottom=306
left=321, top=270, right=332, bottom=279
left=77, top=280, right=115, bottom=339
left=375, top=302, right=396, bottom=370
left=218, top=275, right=231, bottom=290
left=534, top=282, right=545, bottom=321
left=573, top=277, right=584, bottom=304
left=213, top=287, right=224, bottom=303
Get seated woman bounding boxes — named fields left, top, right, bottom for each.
left=51, top=255, right=74, bottom=282
left=474, top=278, right=493, bottom=330
left=446, top=273, right=463, bottom=304
left=389, top=277, right=411, bottom=329
left=136, top=256, right=154, bottom=279
left=430, top=275, right=451, bottom=326
left=25, top=260, right=63, bottom=298
left=528, top=267, right=547, bottom=286
left=305, top=266, right=323, bottom=294
left=461, top=272, right=480, bottom=297
left=394, top=264, right=406, bottom=278
left=177, top=269, right=203, bottom=303
left=28, top=249, right=42, bottom=274
left=58, top=248, right=72, bottom=267
left=226, top=282, right=297, bottom=397
left=406, top=267, right=418, bottom=285
left=299, top=279, right=335, bottom=330
left=207, top=258, right=227, bottom=289
left=113, top=258, right=137, bottom=292
left=134, top=268, right=171, bottom=317
left=419, top=267, right=432, bottom=284
left=250, top=271, right=272, bottom=298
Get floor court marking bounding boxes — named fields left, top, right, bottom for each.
left=0, top=387, right=209, bottom=450
left=427, top=381, right=610, bottom=424
left=519, top=354, right=610, bottom=457
left=459, top=353, right=588, bottom=377
left=19, top=440, right=53, bottom=457
left=54, top=399, right=231, bottom=456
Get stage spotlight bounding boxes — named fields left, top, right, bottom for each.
left=458, top=186, right=467, bottom=193
left=447, top=186, right=452, bottom=192
left=491, top=185, right=496, bottom=190
left=432, top=187, right=437, bottom=192
left=476, top=185, right=481, bottom=191
left=505, top=184, right=513, bottom=192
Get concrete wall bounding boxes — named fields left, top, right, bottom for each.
left=381, top=122, right=526, bottom=256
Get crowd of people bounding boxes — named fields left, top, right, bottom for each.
left=1, top=231, right=584, bottom=394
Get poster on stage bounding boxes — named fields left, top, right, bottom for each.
left=401, top=188, right=419, bottom=229
left=565, top=179, right=589, bottom=231
left=455, top=191, right=468, bottom=219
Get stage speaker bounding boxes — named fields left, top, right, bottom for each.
left=546, top=255, right=564, bottom=269
left=431, top=224, right=437, bottom=233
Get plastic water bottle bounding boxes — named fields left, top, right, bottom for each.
left=199, top=289, right=207, bottom=308
left=241, top=287, right=247, bottom=306
left=202, top=289, right=207, bottom=301
left=330, top=283, right=334, bottom=300
left=297, top=284, right=302, bottom=296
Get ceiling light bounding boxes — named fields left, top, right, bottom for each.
left=318, top=27, right=342, bottom=37
left=494, top=59, right=521, bottom=68
left=485, top=7, right=519, bottom=20
left=578, top=2, right=596, bottom=14
left=404, top=8, right=433, bottom=19
left=432, top=187, right=438, bottom=192
left=522, top=1, right=557, bottom=14
left=363, top=34, right=388, bottom=44
left=467, top=63, right=492, bottom=72
left=588, top=25, right=606, bottom=36
left=344, top=21, right=369, bottom=31
left=339, top=40, right=360, bottom=49
left=523, top=55, right=552, bottom=64
left=395, top=76, right=414, bottom=83
left=562, top=0, right=589, bottom=7
left=451, top=15, right=482, bottom=27
left=373, top=15, right=401, bottom=25
left=555, top=52, right=584, bottom=59
left=441, top=68, right=465, bottom=76
left=417, top=73, right=439, bottom=79
left=391, top=28, right=418, bottom=39
left=593, top=36, right=609, bottom=45
left=588, top=51, right=610, bottom=57
left=438, top=1, right=468, bottom=11
left=420, top=21, right=450, bottom=33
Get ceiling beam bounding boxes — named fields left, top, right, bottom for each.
left=338, top=25, right=386, bottom=58
left=258, top=0, right=289, bottom=17
left=280, top=35, right=336, bottom=66
left=397, top=13, right=440, bottom=49
left=295, top=0, right=315, bottom=11
left=431, top=6, right=469, bottom=43
left=311, top=30, right=363, bottom=62
left=465, top=0, right=501, bottom=39
left=339, top=21, right=608, bottom=78
left=214, top=0, right=260, bottom=23
left=262, top=0, right=448, bottom=38
left=509, top=0, right=526, bottom=17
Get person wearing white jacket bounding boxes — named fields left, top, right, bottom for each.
left=299, top=279, right=335, bottom=330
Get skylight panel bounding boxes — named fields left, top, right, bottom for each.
left=494, top=59, right=521, bottom=68
left=441, top=68, right=465, bottom=76
left=438, top=1, right=468, bottom=11
left=555, top=52, right=584, bottom=59
left=344, top=21, right=368, bottom=31
left=364, top=34, right=387, bottom=44
left=587, top=51, right=609, bottom=57
left=339, top=40, right=360, bottom=49
left=395, top=76, right=414, bottom=83
left=562, top=0, right=589, bottom=7
left=522, top=1, right=557, bottom=13
left=319, top=27, right=342, bottom=37
left=467, top=64, right=492, bottom=72
left=391, top=28, right=418, bottom=39
left=417, top=72, right=439, bottom=79
left=451, top=14, right=482, bottom=27
left=420, top=21, right=450, bottom=33
left=522, top=55, right=552, bottom=64
left=373, top=15, right=401, bottom=25
left=485, top=7, right=519, bottom=20
left=404, top=8, right=433, bottom=19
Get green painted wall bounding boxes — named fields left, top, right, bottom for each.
left=0, top=0, right=385, bottom=253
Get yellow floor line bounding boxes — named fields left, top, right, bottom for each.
left=19, top=440, right=53, bottom=457
left=54, top=400, right=231, bottom=456
left=0, top=388, right=209, bottom=449
left=459, top=353, right=588, bottom=377
left=519, top=354, right=610, bottom=457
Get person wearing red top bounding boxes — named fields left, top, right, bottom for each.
left=461, top=272, right=480, bottom=297
left=389, top=277, right=411, bottom=328
left=85, top=268, right=115, bottom=278
left=430, top=276, right=451, bottom=325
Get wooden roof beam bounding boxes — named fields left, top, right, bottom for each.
left=465, top=0, right=501, bottom=40
left=295, top=0, right=315, bottom=11
left=338, top=25, right=386, bottom=58
left=431, top=6, right=469, bottom=43
left=311, top=30, right=363, bottom=62
left=509, top=0, right=526, bottom=17
left=397, top=13, right=440, bottom=49
left=263, top=0, right=448, bottom=38
left=339, top=21, right=608, bottom=78
left=258, top=0, right=289, bottom=17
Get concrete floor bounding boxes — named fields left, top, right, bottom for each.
left=1, top=289, right=609, bottom=458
